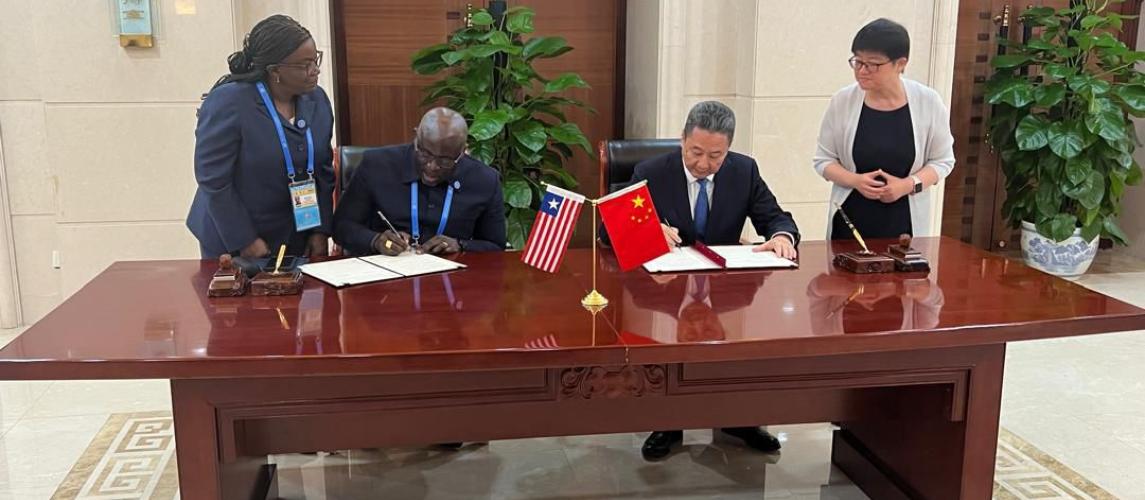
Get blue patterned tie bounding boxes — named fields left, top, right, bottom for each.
left=694, top=178, right=709, bottom=242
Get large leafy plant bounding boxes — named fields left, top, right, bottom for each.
left=410, top=6, right=593, bottom=249
left=985, top=0, right=1145, bottom=244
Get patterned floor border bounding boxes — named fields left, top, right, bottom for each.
left=52, top=412, right=1117, bottom=499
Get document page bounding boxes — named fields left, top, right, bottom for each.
left=359, top=252, right=466, bottom=277
left=709, top=245, right=797, bottom=269
left=642, top=247, right=721, bottom=273
left=300, top=259, right=403, bottom=288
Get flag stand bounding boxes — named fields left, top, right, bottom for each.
left=581, top=199, right=609, bottom=312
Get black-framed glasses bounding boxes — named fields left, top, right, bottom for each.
left=276, top=50, right=323, bottom=72
left=414, top=136, right=464, bottom=168
left=848, top=56, right=892, bottom=72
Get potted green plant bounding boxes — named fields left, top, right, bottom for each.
left=985, top=0, right=1145, bottom=276
left=410, top=6, right=593, bottom=250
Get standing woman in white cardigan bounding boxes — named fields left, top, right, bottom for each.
left=814, top=18, right=955, bottom=239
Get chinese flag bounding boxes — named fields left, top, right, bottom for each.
left=598, top=181, right=670, bottom=271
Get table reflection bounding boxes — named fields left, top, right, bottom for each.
left=619, top=271, right=766, bottom=344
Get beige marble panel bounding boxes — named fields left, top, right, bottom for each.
left=46, top=104, right=198, bottom=223
left=0, top=102, right=55, bottom=216
left=35, top=0, right=234, bottom=102
left=624, top=0, right=662, bottom=139
left=681, top=0, right=740, bottom=97
left=57, top=222, right=198, bottom=299
left=10, top=214, right=59, bottom=299
left=0, top=0, right=43, bottom=101
left=749, top=98, right=834, bottom=204
left=751, top=0, right=930, bottom=98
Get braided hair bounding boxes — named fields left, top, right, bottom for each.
left=211, top=15, right=311, bottom=91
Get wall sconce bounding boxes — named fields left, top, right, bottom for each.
left=115, top=0, right=155, bottom=48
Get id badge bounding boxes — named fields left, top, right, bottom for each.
left=289, top=180, right=321, bottom=231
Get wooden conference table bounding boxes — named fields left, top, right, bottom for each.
left=1, top=237, right=1143, bottom=499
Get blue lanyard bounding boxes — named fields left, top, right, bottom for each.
left=410, top=181, right=455, bottom=243
left=255, top=81, right=314, bottom=181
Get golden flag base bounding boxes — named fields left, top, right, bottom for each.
left=581, top=289, right=609, bottom=311
left=580, top=198, right=609, bottom=313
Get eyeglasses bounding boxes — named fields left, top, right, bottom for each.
left=276, top=51, right=323, bottom=72
left=848, top=56, right=892, bottom=72
left=414, top=137, right=464, bottom=168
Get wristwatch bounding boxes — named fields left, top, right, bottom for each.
left=911, top=175, right=923, bottom=195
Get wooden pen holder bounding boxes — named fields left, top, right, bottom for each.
left=833, top=251, right=896, bottom=274
left=250, top=270, right=304, bottom=296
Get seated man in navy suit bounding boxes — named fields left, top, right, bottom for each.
left=333, top=107, right=506, bottom=256
left=635, top=100, right=800, bottom=460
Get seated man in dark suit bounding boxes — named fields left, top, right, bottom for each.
left=635, top=100, right=800, bottom=460
left=333, top=107, right=505, bottom=256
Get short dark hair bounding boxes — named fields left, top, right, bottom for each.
left=683, top=101, right=736, bottom=143
left=851, top=18, right=910, bottom=61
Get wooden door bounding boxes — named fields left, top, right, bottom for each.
left=943, top=0, right=1141, bottom=251
left=331, top=0, right=625, bottom=247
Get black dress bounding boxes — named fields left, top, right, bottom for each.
left=831, top=103, right=915, bottom=241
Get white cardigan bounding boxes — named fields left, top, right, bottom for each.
left=813, top=77, right=956, bottom=238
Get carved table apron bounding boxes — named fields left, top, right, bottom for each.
left=174, top=344, right=999, bottom=500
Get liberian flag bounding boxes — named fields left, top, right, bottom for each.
left=521, top=185, right=585, bottom=273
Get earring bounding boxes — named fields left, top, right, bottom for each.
left=274, top=75, right=281, bottom=84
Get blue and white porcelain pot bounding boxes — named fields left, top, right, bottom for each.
left=1020, top=221, right=1099, bottom=277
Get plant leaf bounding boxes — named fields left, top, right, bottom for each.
left=523, top=36, right=570, bottom=59
left=512, top=120, right=547, bottom=152
left=547, top=122, right=592, bottom=155
left=1065, top=156, right=1092, bottom=185
left=470, top=109, right=511, bottom=141
left=1035, top=181, right=1061, bottom=219
left=1081, top=14, right=1106, bottom=30
left=1062, top=170, right=1105, bottom=210
left=470, top=10, right=495, bottom=26
left=506, top=207, right=535, bottom=250
left=1043, top=64, right=1076, bottom=81
left=1116, top=84, right=1145, bottom=112
left=1128, top=161, right=1144, bottom=185
left=1104, top=217, right=1130, bottom=245
left=1034, top=84, right=1066, bottom=107
left=1068, top=74, right=1111, bottom=95
left=442, top=50, right=467, bottom=66
left=543, top=73, right=591, bottom=93
left=1047, top=122, right=1086, bottom=159
left=504, top=178, right=533, bottom=209
left=992, top=54, right=1032, bottom=68
left=484, top=30, right=511, bottom=47
left=1015, top=114, right=1050, bottom=151
left=506, top=8, right=535, bottom=34
left=1085, top=110, right=1128, bottom=144
left=1081, top=217, right=1103, bottom=242
left=986, top=77, right=1035, bottom=107
left=1036, top=214, right=1077, bottom=242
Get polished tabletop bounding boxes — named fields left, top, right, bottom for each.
left=1, top=237, right=1142, bottom=379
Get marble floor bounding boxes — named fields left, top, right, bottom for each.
left=0, top=254, right=1143, bottom=499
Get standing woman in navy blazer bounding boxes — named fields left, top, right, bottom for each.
left=186, top=15, right=335, bottom=258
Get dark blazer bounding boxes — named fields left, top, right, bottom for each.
left=631, top=149, right=799, bottom=246
left=333, top=144, right=506, bottom=255
left=186, top=82, right=335, bottom=257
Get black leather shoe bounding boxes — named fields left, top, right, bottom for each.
left=437, top=442, right=464, bottom=450
left=641, top=430, right=683, bottom=460
left=720, top=427, right=781, bottom=452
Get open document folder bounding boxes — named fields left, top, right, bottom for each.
left=642, top=244, right=797, bottom=273
left=299, top=253, right=466, bottom=288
